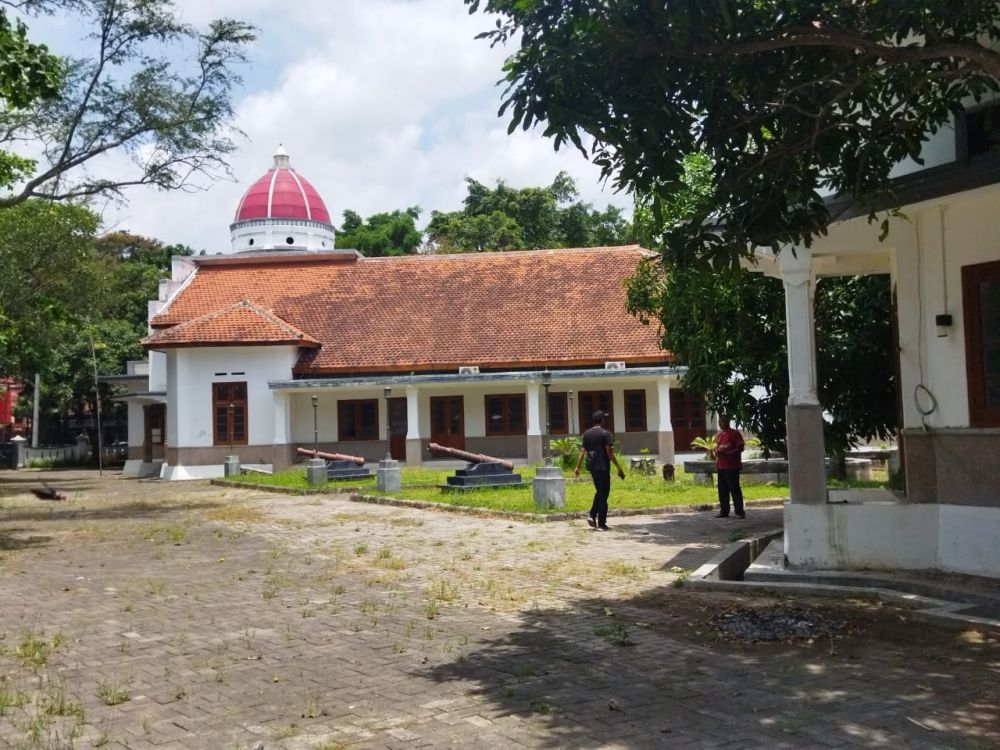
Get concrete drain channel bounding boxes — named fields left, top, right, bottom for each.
left=687, top=532, right=1000, bottom=635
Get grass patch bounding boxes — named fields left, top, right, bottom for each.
left=232, top=466, right=789, bottom=514
left=606, top=562, right=647, bottom=580
left=204, top=505, right=267, bottom=524
left=95, top=678, right=130, bottom=706
left=14, top=630, right=61, bottom=668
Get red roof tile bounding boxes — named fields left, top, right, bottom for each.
left=146, top=246, right=671, bottom=374
left=144, top=300, right=321, bottom=349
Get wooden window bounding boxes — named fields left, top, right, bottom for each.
left=485, top=394, right=526, bottom=436
left=960, top=103, right=1000, bottom=160
left=624, top=390, right=647, bottom=432
left=338, top=399, right=379, bottom=441
left=578, top=391, right=614, bottom=432
left=963, top=260, right=1000, bottom=426
left=213, top=382, right=248, bottom=446
left=548, top=392, right=568, bottom=435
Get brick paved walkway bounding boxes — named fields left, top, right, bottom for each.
left=0, top=470, right=997, bottom=749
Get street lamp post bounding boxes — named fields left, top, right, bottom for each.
left=383, top=387, right=392, bottom=460
left=311, top=395, right=319, bottom=456
left=568, top=390, right=576, bottom=436
left=306, top=394, right=326, bottom=486
left=541, top=371, right=552, bottom=466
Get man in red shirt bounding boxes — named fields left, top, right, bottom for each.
left=714, top=415, right=745, bottom=519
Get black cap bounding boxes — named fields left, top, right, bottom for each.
left=592, top=410, right=608, bottom=423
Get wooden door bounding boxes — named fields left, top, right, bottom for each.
left=388, top=397, right=407, bottom=460
left=670, top=390, right=706, bottom=451
left=430, top=396, right=465, bottom=451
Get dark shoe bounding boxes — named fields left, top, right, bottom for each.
left=597, top=524, right=611, bottom=531
left=735, top=513, right=746, bottom=519
left=586, top=516, right=597, bottom=529
left=714, top=513, right=729, bottom=518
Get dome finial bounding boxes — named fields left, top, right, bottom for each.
left=273, top=144, right=290, bottom=169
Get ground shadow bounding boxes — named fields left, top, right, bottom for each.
left=0, top=528, right=52, bottom=551
left=425, top=587, right=1000, bottom=749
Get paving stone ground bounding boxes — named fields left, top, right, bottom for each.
left=0, top=470, right=997, bottom=750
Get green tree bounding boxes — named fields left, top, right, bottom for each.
left=94, top=231, right=193, bottom=331
left=627, top=154, right=895, bottom=458
left=0, top=0, right=255, bottom=207
left=467, top=0, right=1000, bottom=267
left=0, top=6, right=62, bottom=189
left=336, top=207, right=422, bottom=257
left=427, top=172, right=629, bottom=252
left=0, top=199, right=103, bottom=380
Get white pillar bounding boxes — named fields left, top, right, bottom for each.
left=272, top=391, right=289, bottom=445
left=526, top=383, right=541, bottom=436
left=656, top=378, right=675, bottom=465
left=405, top=387, right=420, bottom=440
left=779, top=248, right=819, bottom=406
left=405, top=386, right=422, bottom=465
left=779, top=247, right=826, bottom=504
left=656, top=379, right=673, bottom=432
left=526, top=382, right=542, bottom=464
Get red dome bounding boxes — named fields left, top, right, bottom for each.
left=234, top=149, right=331, bottom=224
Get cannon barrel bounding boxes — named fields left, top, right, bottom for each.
left=296, top=447, right=366, bottom=466
left=427, top=442, right=514, bottom=470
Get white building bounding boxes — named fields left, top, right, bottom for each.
left=123, top=148, right=707, bottom=480
left=756, top=103, right=1000, bottom=579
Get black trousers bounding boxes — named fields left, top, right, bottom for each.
left=589, top=470, right=611, bottom=525
left=717, top=469, right=744, bottom=516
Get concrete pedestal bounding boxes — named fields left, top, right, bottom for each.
left=786, top=403, right=827, bottom=504
left=223, top=455, right=241, bottom=477
left=532, top=465, right=565, bottom=509
left=306, top=457, right=327, bottom=487
left=376, top=458, right=401, bottom=493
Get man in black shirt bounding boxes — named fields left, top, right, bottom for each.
left=574, top=410, right=626, bottom=530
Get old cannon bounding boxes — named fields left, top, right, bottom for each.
left=428, top=442, right=523, bottom=489
left=296, top=447, right=372, bottom=480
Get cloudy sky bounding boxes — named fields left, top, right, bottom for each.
left=24, top=0, right=631, bottom=252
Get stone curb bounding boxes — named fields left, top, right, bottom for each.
left=687, top=533, right=1000, bottom=635
left=210, top=478, right=786, bottom=523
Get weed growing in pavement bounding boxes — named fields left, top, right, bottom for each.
left=607, top=561, right=648, bottom=580
left=727, top=529, right=748, bottom=542
left=0, top=687, right=27, bottom=715
left=143, top=525, right=186, bottom=544
left=96, top=678, right=130, bottom=706
left=15, top=629, right=59, bottom=668
left=530, top=700, right=553, bottom=714
left=261, top=573, right=291, bottom=600
left=300, top=695, right=326, bottom=719
left=145, top=578, right=166, bottom=595
left=40, top=680, right=84, bottom=719
left=354, top=542, right=368, bottom=556
left=668, top=566, right=694, bottom=588
left=421, top=600, right=439, bottom=619
left=595, top=618, right=633, bottom=647
left=272, top=723, right=300, bottom=740
left=428, top=580, right=457, bottom=603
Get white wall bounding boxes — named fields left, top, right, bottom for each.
left=785, top=502, right=1000, bottom=579
left=166, top=346, right=299, bottom=448
left=284, top=379, right=671, bottom=444
left=893, top=187, right=1000, bottom=428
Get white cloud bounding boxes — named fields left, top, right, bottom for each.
left=66, top=0, right=632, bottom=250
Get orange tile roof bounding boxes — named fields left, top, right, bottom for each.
left=146, top=246, right=671, bottom=374
left=144, top=300, right=321, bottom=349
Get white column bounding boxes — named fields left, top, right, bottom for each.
left=656, top=379, right=673, bottom=432
left=526, top=383, right=541, bottom=436
left=272, top=391, right=289, bottom=445
left=779, top=248, right=820, bottom=406
left=405, top=386, right=420, bottom=440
